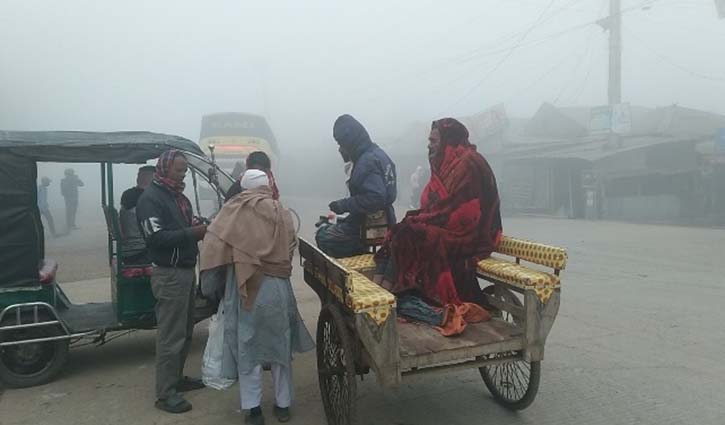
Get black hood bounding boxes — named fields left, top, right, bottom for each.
left=333, top=114, right=373, bottom=161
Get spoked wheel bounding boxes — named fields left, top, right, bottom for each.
left=316, top=304, right=357, bottom=425
left=288, top=207, right=302, bottom=234
left=479, top=285, right=541, bottom=410
left=0, top=327, right=69, bottom=388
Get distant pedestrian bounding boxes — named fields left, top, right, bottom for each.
left=60, top=168, right=84, bottom=231
left=409, top=165, right=428, bottom=209
left=38, top=177, right=57, bottom=237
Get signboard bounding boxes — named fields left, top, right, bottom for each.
left=589, top=103, right=631, bottom=135
left=717, top=128, right=725, bottom=153
left=611, top=103, right=632, bottom=134
left=589, top=106, right=612, bottom=134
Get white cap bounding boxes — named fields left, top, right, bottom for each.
left=240, top=169, right=269, bottom=190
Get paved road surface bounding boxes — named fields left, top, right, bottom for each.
left=2, top=211, right=724, bottom=424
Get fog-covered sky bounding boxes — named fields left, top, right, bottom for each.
left=2, top=0, right=724, bottom=153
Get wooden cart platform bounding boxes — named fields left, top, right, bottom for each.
left=300, top=235, right=566, bottom=425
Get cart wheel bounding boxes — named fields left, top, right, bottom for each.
left=288, top=207, right=302, bottom=234
left=479, top=285, right=540, bottom=410
left=317, top=304, right=357, bottom=425
left=0, top=327, right=69, bottom=388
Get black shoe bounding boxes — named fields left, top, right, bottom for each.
left=273, top=405, right=290, bottom=423
left=178, top=376, right=205, bottom=392
left=245, top=406, right=265, bottom=425
left=155, top=395, right=192, bottom=414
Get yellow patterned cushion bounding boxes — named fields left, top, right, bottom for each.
left=477, top=256, right=560, bottom=303
left=497, top=236, right=568, bottom=270
left=346, top=271, right=396, bottom=325
left=337, top=254, right=376, bottom=272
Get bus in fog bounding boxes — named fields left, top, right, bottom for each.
left=198, top=112, right=279, bottom=177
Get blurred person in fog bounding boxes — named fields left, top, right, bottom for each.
left=37, top=177, right=57, bottom=237
left=231, top=161, right=245, bottom=180
left=137, top=150, right=208, bottom=414
left=119, top=165, right=155, bottom=264
left=60, top=168, right=84, bottom=232
left=409, top=165, right=428, bottom=209
left=225, top=151, right=280, bottom=202
left=315, top=114, right=397, bottom=258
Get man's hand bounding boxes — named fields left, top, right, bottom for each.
left=191, top=225, right=207, bottom=240
left=328, top=200, right=345, bottom=215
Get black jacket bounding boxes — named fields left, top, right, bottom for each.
left=136, top=183, right=198, bottom=268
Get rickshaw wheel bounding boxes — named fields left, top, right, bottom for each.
left=316, top=304, right=357, bottom=425
left=479, top=285, right=541, bottom=410
left=0, top=327, right=69, bottom=388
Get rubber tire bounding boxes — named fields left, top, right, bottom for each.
left=480, top=284, right=540, bottom=410
left=0, top=330, right=69, bottom=389
left=480, top=359, right=541, bottom=410
left=316, top=304, right=357, bottom=425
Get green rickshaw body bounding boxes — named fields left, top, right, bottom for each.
left=0, top=131, right=233, bottom=387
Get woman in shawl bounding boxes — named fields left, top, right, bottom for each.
left=374, top=118, right=502, bottom=309
left=200, top=169, right=313, bottom=425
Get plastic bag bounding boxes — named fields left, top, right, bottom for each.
left=201, top=304, right=235, bottom=390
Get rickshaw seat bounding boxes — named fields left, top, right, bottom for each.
left=111, top=258, right=153, bottom=278
left=360, top=210, right=389, bottom=252
left=477, top=236, right=566, bottom=304
left=38, top=259, right=58, bottom=284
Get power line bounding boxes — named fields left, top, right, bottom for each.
left=351, top=13, right=599, bottom=107
left=349, top=0, right=663, bottom=109
left=553, top=27, right=598, bottom=104
left=438, top=0, right=559, bottom=114
left=344, top=0, right=585, bottom=100
left=501, top=37, right=591, bottom=105
left=569, top=1, right=606, bottom=104
left=623, top=26, right=725, bottom=83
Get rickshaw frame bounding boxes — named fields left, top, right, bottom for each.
left=0, top=131, right=234, bottom=387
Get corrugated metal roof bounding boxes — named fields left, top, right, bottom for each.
left=498, top=136, right=702, bottom=162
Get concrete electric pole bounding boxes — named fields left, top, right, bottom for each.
left=608, top=0, right=622, bottom=106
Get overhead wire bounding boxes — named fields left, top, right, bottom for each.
left=553, top=0, right=608, bottom=104
left=437, top=0, right=559, bottom=114
left=345, top=0, right=601, bottom=101
left=623, top=25, right=725, bottom=83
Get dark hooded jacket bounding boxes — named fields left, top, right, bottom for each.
left=333, top=114, right=397, bottom=230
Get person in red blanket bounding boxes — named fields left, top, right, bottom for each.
left=374, top=117, right=502, bottom=312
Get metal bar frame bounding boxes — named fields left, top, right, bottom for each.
left=401, top=353, right=524, bottom=378
left=0, top=302, right=97, bottom=347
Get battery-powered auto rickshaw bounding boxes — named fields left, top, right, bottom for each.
left=0, top=131, right=234, bottom=388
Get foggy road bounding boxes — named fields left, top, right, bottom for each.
left=2, top=215, right=723, bottom=425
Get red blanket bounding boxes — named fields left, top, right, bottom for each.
left=377, top=118, right=502, bottom=306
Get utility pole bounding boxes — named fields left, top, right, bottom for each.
left=608, top=0, right=622, bottom=106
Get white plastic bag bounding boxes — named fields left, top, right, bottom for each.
left=201, top=304, right=235, bottom=390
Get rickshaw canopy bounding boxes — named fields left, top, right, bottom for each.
left=0, top=131, right=203, bottom=163
left=0, top=130, right=217, bottom=289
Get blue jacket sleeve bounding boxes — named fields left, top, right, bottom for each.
left=337, top=165, right=387, bottom=215
left=136, top=195, right=193, bottom=248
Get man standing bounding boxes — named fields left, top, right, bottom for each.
left=316, top=114, right=397, bottom=258
left=37, top=177, right=57, bottom=238
left=119, top=165, right=155, bottom=264
left=136, top=151, right=207, bottom=414
left=225, top=151, right=280, bottom=202
left=60, top=168, right=83, bottom=232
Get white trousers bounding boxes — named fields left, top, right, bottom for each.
left=239, top=363, right=292, bottom=410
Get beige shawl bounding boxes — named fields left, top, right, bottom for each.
left=199, top=187, right=297, bottom=309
